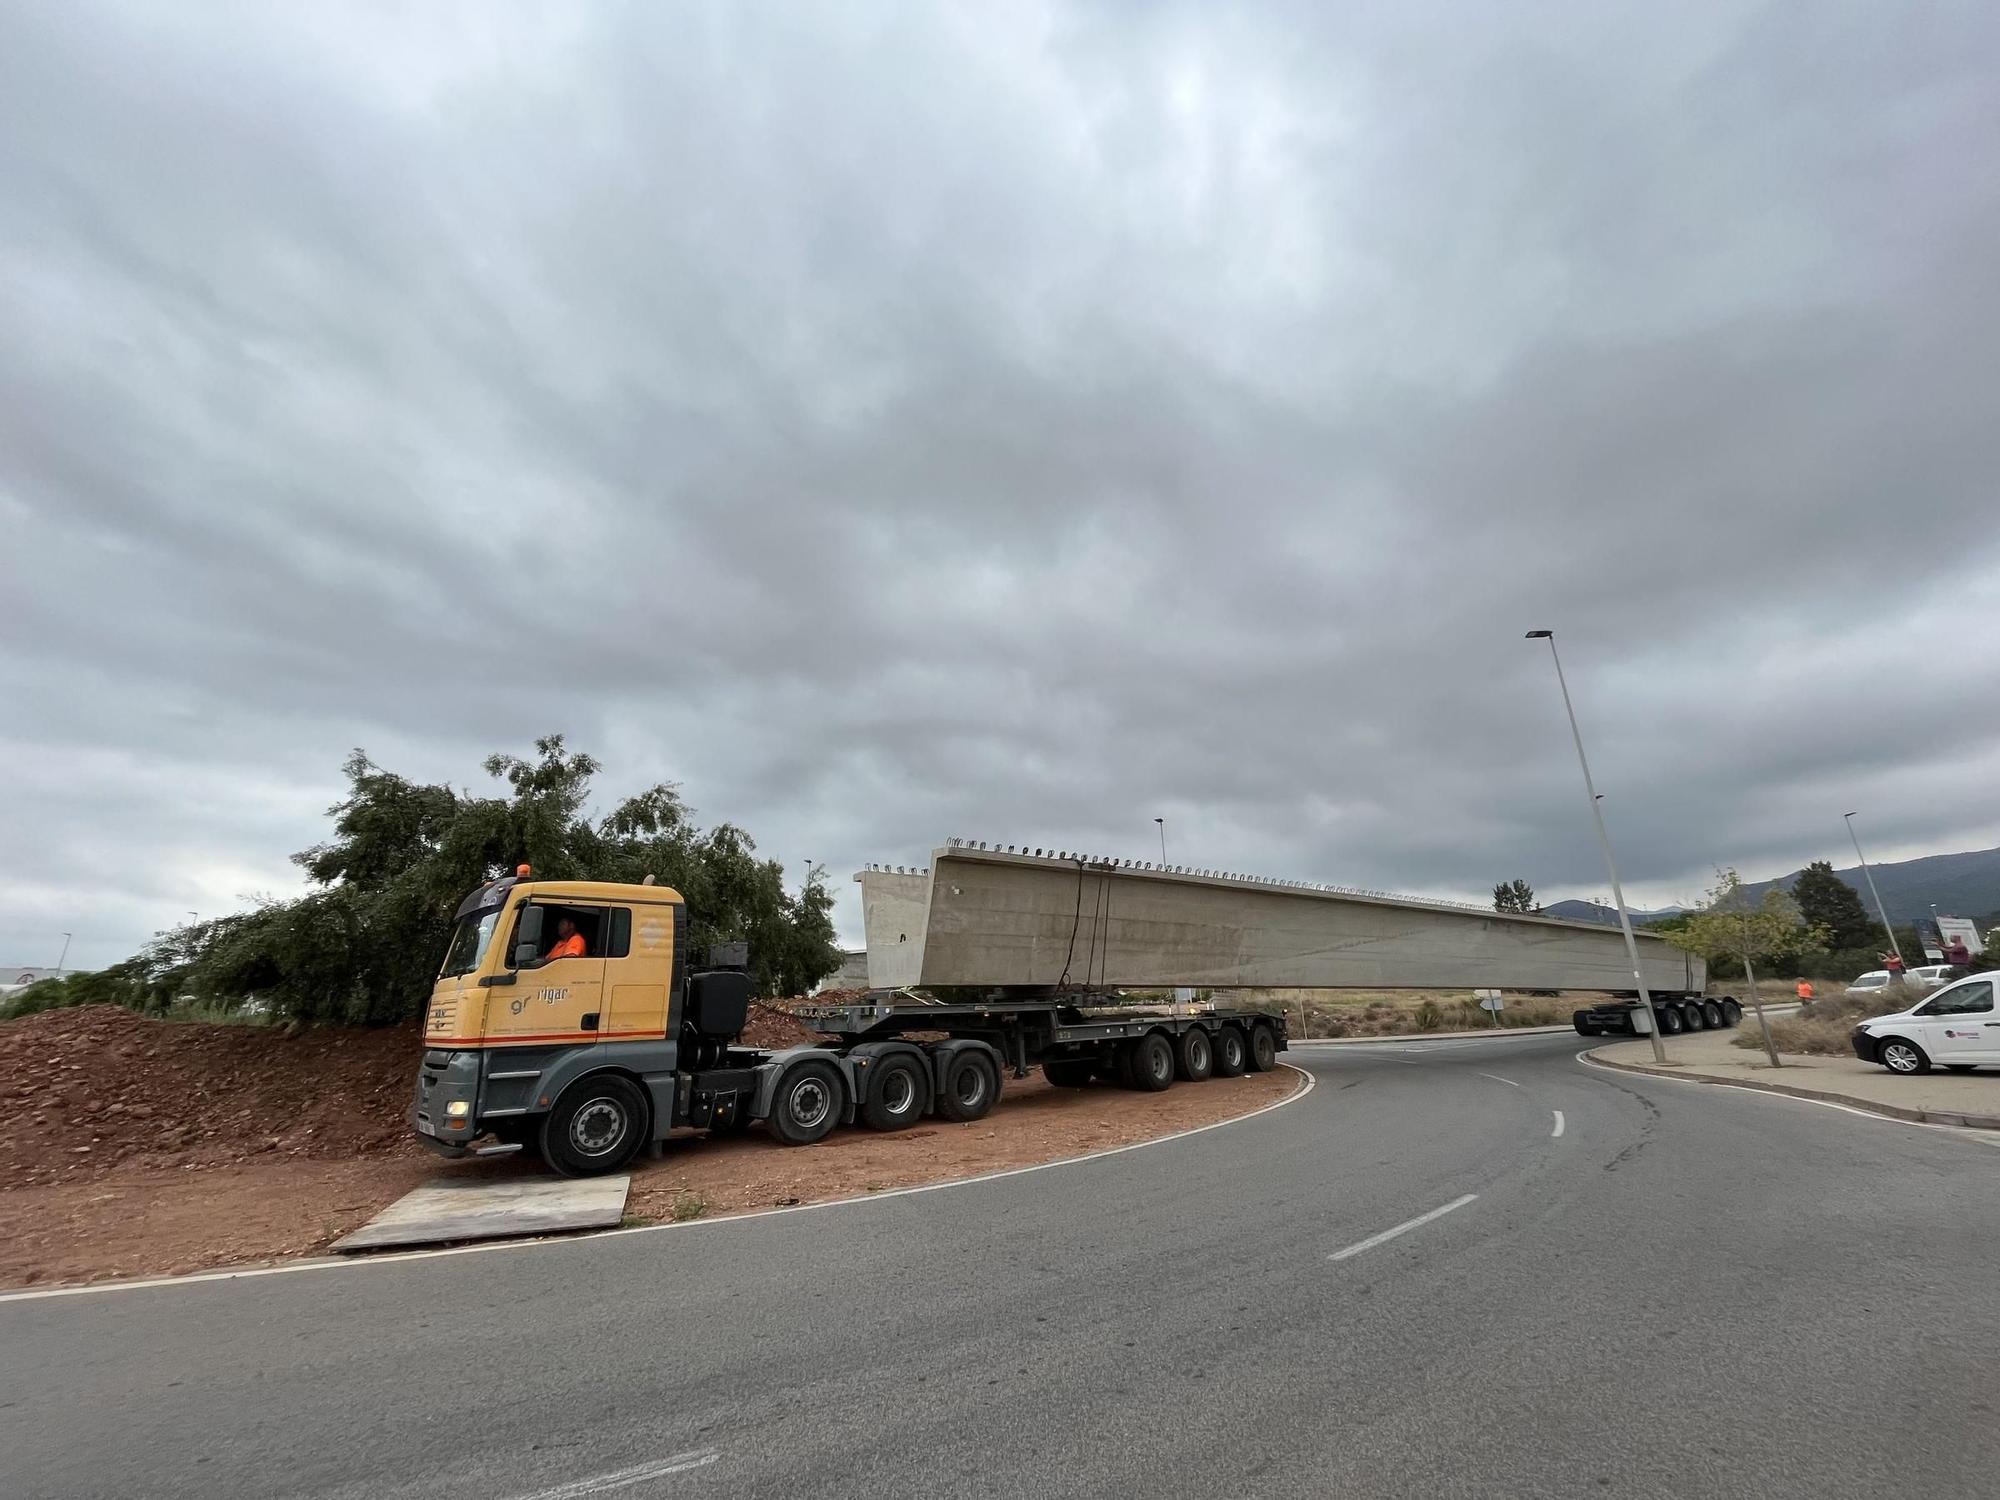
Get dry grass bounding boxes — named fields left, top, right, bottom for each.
left=1736, top=1014, right=1857, bottom=1057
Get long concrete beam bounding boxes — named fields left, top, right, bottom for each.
left=857, top=847, right=1703, bottom=994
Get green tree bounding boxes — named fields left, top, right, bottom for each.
left=1492, top=878, right=1536, bottom=914
left=9, top=738, right=842, bottom=1027
left=1791, top=860, right=1875, bottom=950
left=1661, top=868, right=1827, bottom=1066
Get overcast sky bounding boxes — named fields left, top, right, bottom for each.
left=6, top=1, right=1999, bottom=970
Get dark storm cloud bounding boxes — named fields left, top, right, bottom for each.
left=5, top=1, right=1999, bottom=966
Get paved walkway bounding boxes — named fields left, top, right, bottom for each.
left=1591, top=1023, right=2000, bottom=1128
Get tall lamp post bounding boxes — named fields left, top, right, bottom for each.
left=56, top=932, right=72, bottom=974
left=1843, top=813, right=1901, bottom=962
left=1526, top=630, right=1666, bottom=1063
left=1154, top=817, right=1167, bottom=866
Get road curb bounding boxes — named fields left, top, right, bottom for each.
left=1290, top=1024, right=1576, bottom=1046
left=1580, top=1047, right=2000, bottom=1131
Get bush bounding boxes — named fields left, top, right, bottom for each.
left=1734, top=1014, right=1857, bottom=1057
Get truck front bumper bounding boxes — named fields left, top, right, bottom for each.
left=411, top=1048, right=486, bottom=1152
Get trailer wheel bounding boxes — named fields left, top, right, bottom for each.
left=1721, top=998, right=1744, bottom=1026
left=771, top=1060, right=844, bottom=1145
left=541, top=1074, right=648, bottom=1177
left=1247, top=1025, right=1278, bottom=1072
left=937, top=1051, right=999, bottom=1121
left=1213, top=1026, right=1248, bottom=1077
left=1572, top=1010, right=1597, bottom=1037
left=1123, top=1032, right=1174, bottom=1092
left=1175, top=1028, right=1214, bottom=1082
left=1700, top=1000, right=1725, bottom=1030
left=1656, top=1004, right=1684, bottom=1036
left=1684, top=1003, right=1711, bottom=1032
left=1043, top=1059, right=1095, bottom=1088
left=861, top=1054, right=927, bottom=1131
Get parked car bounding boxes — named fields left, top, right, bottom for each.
left=1850, top=972, right=2000, bottom=1074
left=1845, top=970, right=1894, bottom=997
left=1908, top=965, right=1957, bottom=992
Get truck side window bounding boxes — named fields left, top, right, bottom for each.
left=510, top=904, right=609, bottom=967
left=608, top=908, right=632, bottom=959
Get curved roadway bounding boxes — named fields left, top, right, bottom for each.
left=5, top=1034, right=1999, bottom=1498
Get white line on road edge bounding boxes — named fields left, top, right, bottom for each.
left=1328, top=1193, right=1479, bottom=1262
left=0, top=1065, right=1317, bottom=1305
left=513, top=1450, right=719, bottom=1500
left=1551, top=1110, right=1565, bottom=1138
left=1573, top=1049, right=2000, bottom=1146
left=1478, top=1072, right=1521, bottom=1087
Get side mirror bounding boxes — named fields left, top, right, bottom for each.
left=512, top=905, right=544, bottom=966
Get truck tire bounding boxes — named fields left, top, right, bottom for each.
left=1721, top=998, right=1744, bottom=1026
left=1175, top=1028, right=1214, bottom=1082
left=1043, top=1058, right=1095, bottom=1088
left=861, top=1053, right=927, bottom=1131
left=771, top=1060, right=844, bottom=1145
left=1247, top=1025, right=1278, bottom=1072
left=1656, top=1005, right=1684, bottom=1036
left=1700, top=1000, right=1725, bottom=1030
left=541, top=1073, right=648, bottom=1177
left=937, top=1051, right=999, bottom=1121
left=1213, top=1026, right=1248, bottom=1077
left=1127, top=1032, right=1175, bottom=1092
left=1572, top=1010, right=1597, bottom=1037
left=1878, top=1037, right=1930, bottom=1075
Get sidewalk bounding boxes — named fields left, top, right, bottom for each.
left=1587, top=1025, right=2000, bottom=1130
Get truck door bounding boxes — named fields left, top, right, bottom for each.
left=605, top=905, right=673, bottom=1040
left=1914, top=979, right=1998, bottom=1064
left=488, top=903, right=610, bottom=1044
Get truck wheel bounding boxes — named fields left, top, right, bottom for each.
left=542, top=1074, right=648, bottom=1177
left=1247, top=1025, right=1278, bottom=1072
left=771, top=1060, right=844, bottom=1145
left=1175, top=1028, right=1214, bottom=1082
left=1213, top=1026, right=1248, bottom=1077
left=1721, top=999, right=1744, bottom=1026
left=1656, top=1005, right=1684, bottom=1036
left=937, top=1051, right=999, bottom=1121
left=1127, top=1032, right=1174, bottom=1092
left=861, top=1054, right=927, bottom=1131
left=1700, top=1000, right=1725, bottom=1029
left=1572, top=1010, right=1596, bottom=1037
left=1043, top=1058, right=1095, bottom=1088
left=1878, top=1037, right=1930, bottom=1075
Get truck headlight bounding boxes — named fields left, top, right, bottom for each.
left=445, top=1100, right=472, bottom=1120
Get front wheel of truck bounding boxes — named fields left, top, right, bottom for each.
left=542, top=1074, right=647, bottom=1177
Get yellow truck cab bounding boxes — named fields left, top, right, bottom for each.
left=413, top=866, right=779, bottom=1175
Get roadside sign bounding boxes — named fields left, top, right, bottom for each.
left=1474, top=988, right=1504, bottom=1013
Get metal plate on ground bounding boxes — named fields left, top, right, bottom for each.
left=332, top=1175, right=631, bottom=1253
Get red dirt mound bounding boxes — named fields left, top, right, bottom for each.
left=1, top=1006, right=424, bottom=1186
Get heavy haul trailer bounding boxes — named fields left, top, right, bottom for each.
left=410, top=867, right=1290, bottom=1177
left=1571, top=991, right=1744, bottom=1039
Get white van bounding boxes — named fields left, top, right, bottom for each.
left=1851, top=972, right=2000, bottom=1074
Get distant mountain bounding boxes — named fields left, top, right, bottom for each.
left=1541, top=899, right=1688, bottom=926
left=1738, top=845, right=2000, bottom=924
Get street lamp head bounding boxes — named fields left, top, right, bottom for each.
left=1524, top=629, right=1553, bottom=639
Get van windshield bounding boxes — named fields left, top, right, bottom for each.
left=439, top=910, right=500, bottom=978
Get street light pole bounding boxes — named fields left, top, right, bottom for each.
left=56, top=932, right=72, bottom=973
left=1154, top=817, right=1167, bottom=866
left=1843, top=813, right=1901, bottom=961
left=1526, top=630, right=1666, bottom=1063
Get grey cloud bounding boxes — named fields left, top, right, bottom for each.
left=6, top=1, right=2000, bottom=969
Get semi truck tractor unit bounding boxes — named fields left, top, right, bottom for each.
left=411, top=868, right=1290, bottom=1176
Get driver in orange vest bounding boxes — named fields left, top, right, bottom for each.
left=544, top=915, right=587, bottom=961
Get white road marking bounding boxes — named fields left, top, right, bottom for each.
left=1551, top=1110, right=1565, bottom=1137
left=1574, top=1049, right=2000, bottom=1146
left=1478, top=1072, right=1520, bottom=1087
left=1328, top=1193, right=1479, bottom=1262
left=0, top=1065, right=1317, bottom=1305
left=513, top=1450, right=719, bottom=1500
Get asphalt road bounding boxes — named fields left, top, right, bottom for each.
left=6, top=1034, right=2000, bottom=1499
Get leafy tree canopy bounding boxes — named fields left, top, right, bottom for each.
left=1790, top=860, right=1876, bottom=950
left=1492, top=878, right=1536, bottom=914
left=1659, top=868, right=1826, bottom=969
left=8, top=738, right=840, bottom=1026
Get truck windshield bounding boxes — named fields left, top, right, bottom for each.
left=439, top=910, right=500, bottom=978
